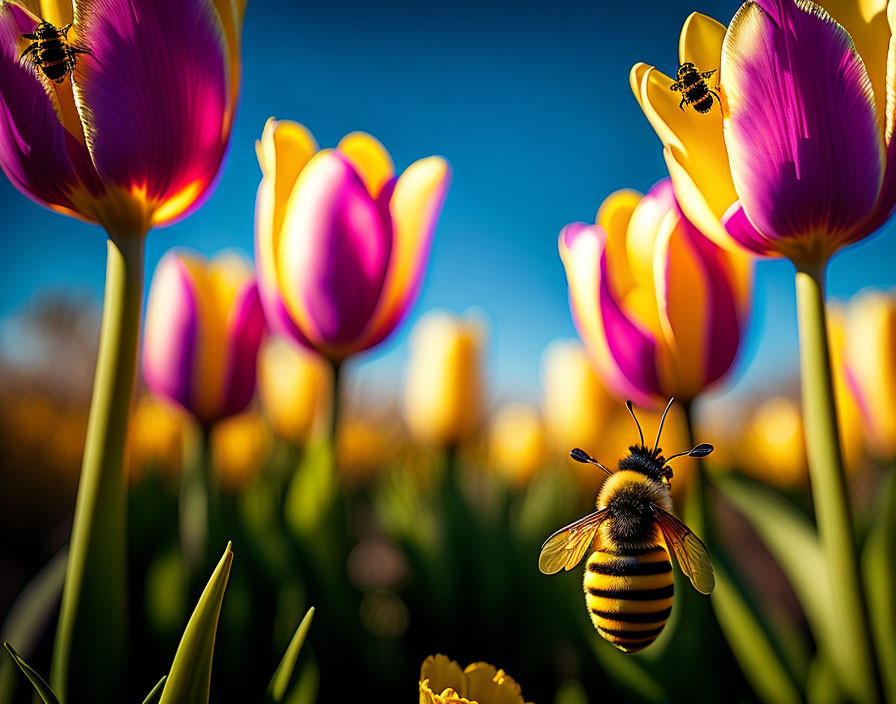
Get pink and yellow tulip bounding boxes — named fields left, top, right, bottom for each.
left=631, top=0, right=895, bottom=262
left=559, top=178, right=751, bottom=408
left=255, top=119, right=451, bottom=362
left=143, top=250, right=265, bottom=427
left=0, top=0, right=243, bottom=234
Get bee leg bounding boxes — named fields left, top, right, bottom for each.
left=20, top=42, right=38, bottom=60
left=679, top=98, right=686, bottom=111
left=669, top=83, right=680, bottom=91
left=60, top=22, right=73, bottom=37
left=71, top=45, right=92, bottom=56
left=21, top=32, right=36, bottom=40
left=700, top=69, right=717, bottom=79
left=710, top=89, right=721, bottom=105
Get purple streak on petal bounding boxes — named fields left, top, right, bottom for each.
left=721, top=201, right=777, bottom=256
left=142, top=255, right=197, bottom=415
left=220, top=278, right=265, bottom=418
left=680, top=211, right=743, bottom=385
left=284, top=152, right=392, bottom=347
left=724, top=0, right=883, bottom=244
left=0, top=8, right=81, bottom=214
left=595, top=234, right=664, bottom=401
left=74, top=0, right=228, bottom=220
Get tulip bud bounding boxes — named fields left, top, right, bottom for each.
left=257, top=337, right=331, bottom=447
left=541, top=340, right=617, bottom=456
left=742, top=397, right=808, bottom=488
left=403, top=311, right=485, bottom=449
left=142, top=250, right=265, bottom=427
left=490, top=403, right=547, bottom=487
left=211, top=410, right=271, bottom=492
left=844, top=290, right=896, bottom=459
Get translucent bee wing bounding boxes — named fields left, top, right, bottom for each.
left=653, top=505, right=715, bottom=595
left=538, top=508, right=609, bottom=575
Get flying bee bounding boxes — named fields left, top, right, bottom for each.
left=538, top=398, right=715, bottom=653
left=670, top=62, right=720, bottom=114
left=20, top=20, right=90, bottom=84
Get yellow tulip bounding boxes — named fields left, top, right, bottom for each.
left=827, top=304, right=867, bottom=473
left=211, top=410, right=271, bottom=492
left=844, top=289, right=896, bottom=458
left=489, top=403, right=547, bottom=487
left=128, top=396, right=186, bottom=482
left=419, top=654, right=532, bottom=704
left=257, top=337, right=331, bottom=447
left=403, top=311, right=485, bottom=449
left=742, top=396, right=808, bottom=488
left=541, top=339, right=617, bottom=455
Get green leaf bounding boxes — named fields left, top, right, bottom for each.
left=862, top=469, right=896, bottom=702
left=266, top=607, right=315, bottom=703
left=158, top=542, right=233, bottom=704
left=711, top=562, right=802, bottom=704
left=3, top=643, right=59, bottom=704
left=0, top=548, right=66, bottom=704
left=284, top=442, right=337, bottom=537
left=712, top=475, right=843, bottom=689
left=143, top=676, right=167, bottom=704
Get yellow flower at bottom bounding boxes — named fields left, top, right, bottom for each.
left=419, top=655, right=531, bottom=704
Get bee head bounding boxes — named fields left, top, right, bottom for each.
left=677, top=62, right=695, bottom=77
left=621, top=399, right=714, bottom=484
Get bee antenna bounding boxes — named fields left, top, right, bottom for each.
left=624, top=401, right=645, bottom=448
left=666, top=443, right=714, bottom=462
left=569, top=448, right=613, bottom=477
left=652, top=397, right=675, bottom=455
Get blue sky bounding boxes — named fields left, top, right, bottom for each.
left=2, top=0, right=895, bottom=408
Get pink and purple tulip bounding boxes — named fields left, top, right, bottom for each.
left=142, top=250, right=265, bottom=427
left=0, top=0, right=243, bottom=233
left=559, top=178, right=751, bottom=408
left=632, top=0, right=896, bottom=262
left=255, top=119, right=452, bottom=362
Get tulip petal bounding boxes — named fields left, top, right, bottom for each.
left=73, top=0, right=229, bottom=227
left=559, top=223, right=662, bottom=406
left=278, top=151, right=392, bottom=352
left=721, top=201, right=778, bottom=256
left=219, top=278, right=265, bottom=418
left=596, top=188, right=641, bottom=294
left=0, top=6, right=86, bottom=217
left=722, top=0, right=884, bottom=255
left=254, top=119, right=318, bottom=347
left=656, top=207, right=741, bottom=396
left=361, top=155, right=451, bottom=350
left=336, top=132, right=395, bottom=198
left=143, top=253, right=199, bottom=415
left=631, top=13, right=740, bottom=249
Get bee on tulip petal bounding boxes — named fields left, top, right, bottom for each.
left=539, top=398, right=715, bottom=653
left=21, top=21, right=91, bottom=84
left=670, top=62, right=720, bottom=114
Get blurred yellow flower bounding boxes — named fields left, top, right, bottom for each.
left=827, top=305, right=866, bottom=473
left=489, top=403, right=546, bottom=487
left=742, top=397, right=808, bottom=488
left=419, top=654, right=531, bottom=704
left=541, top=339, right=617, bottom=456
left=128, top=396, right=185, bottom=482
left=257, top=337, right=331, bottom=447
left=338, top=416, right=397, bottom=485
left=211, top=410, right=271, bottom=491
left=403, top=311, right=485, bottom=449
left=844, top=289, right=896, bottom=459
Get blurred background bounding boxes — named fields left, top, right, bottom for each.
left=2, top=0, right=895, bottom=702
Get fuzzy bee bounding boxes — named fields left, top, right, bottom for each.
left=670, top=62, right=720, bottom=114
left=539, top=399, right=715, bottom=653
left=21, top=21, right=90, bottom=84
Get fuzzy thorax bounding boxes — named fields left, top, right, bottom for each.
left=596, top=471, right=672, bottom=551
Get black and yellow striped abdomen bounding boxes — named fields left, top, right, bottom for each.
left=583, top=544, right=674, bottom=652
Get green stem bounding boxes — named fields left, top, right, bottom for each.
left=51, top=234, right=145, bottom=703
left=794, top=259, right=882, bottom=704
left=328, top=359, right=342, bottom=449
left=180, top=423, right=214, bottom=576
